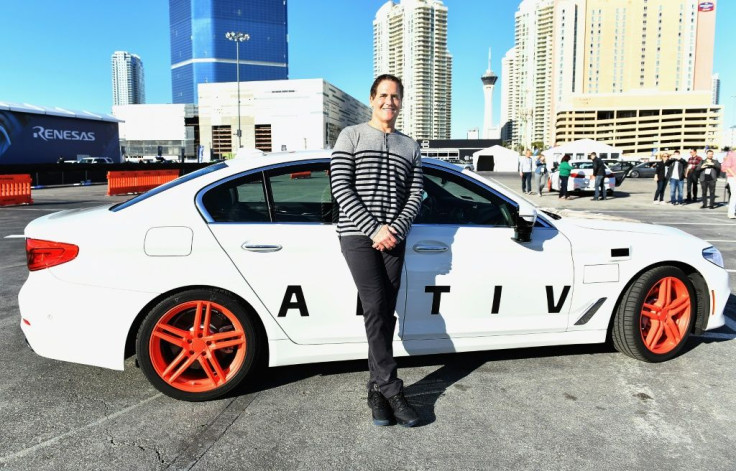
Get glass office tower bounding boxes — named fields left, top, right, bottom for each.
left=169, top=0, right=289, bottom=104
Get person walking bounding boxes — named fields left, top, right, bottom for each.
left=558, top=154, right=572, bottom=199
left=591, top=152, right=606, bottom=200
left=653, top=152, right=669, bottom=204
left=534, top=154, right=549, bottom=196
left=696, top=149, right=721, bottom=209
left=685, top=148, right=703, bottom=203
left=665, top=150, right=687, bottom=205
left=330, top=74, right=423, bottom=428
left=518, top=149, right=533, bottom=194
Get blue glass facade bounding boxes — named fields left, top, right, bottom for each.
left=169, top=0, right=289, bottom=104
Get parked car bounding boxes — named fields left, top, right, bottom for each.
left=78, top=157, right=114, bottom=164
left=548, top=160, right=616, bottom=195
left=627, top=161, right=659, bottom=178
left=18, top=150, right=729, bottom=401
left=602, top=159, right=636, bottom=187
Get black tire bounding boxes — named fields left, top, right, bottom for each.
left=607, top=189, right=614, bottom=196
left=612, top=266, right=695, bottom=362
left=630, top=170, right=640, bottom=178
left=136, top=289, right=260, bottom=401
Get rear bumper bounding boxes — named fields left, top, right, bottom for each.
left=19, top=270, right=156, bottom=370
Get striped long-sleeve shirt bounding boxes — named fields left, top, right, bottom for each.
left=330, top=122, right=424, bottom=241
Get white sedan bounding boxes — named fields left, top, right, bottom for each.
left=18, top=151, right=729, bottom=401
left=549, top=160, right=616, bottom=195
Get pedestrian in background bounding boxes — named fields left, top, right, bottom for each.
left=518, top=149, right=533, bottom=194
left=721, top=149, right=736, bottom=219
left=685, top=148, right=703, bottom=204
left=653, top=151, right=669, bottom=204
left=558, top=154, right=572, bottom=200
left=665, top=150, right=687, bottom=205
left=591, top=152, right=606, bottom=201
left=534, top=154, right=549, bottom=196
left=696, top=149, right=721, bottom=209
left=330, top=74, right=423, bottom=428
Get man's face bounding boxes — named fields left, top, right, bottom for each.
left=690, top=150, right=696, bottom=157
left=369, top=80, right=402, bottom=127
left=707, top=151, right=714, bottom=159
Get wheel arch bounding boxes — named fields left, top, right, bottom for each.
left=124, top=285, right=270, bottom=366
left=605, top=261, right=709, bottom=343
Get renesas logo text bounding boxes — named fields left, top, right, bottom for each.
left=698, top=2, right=714, bottom=12
left=32, top=126, right=95, bottom=142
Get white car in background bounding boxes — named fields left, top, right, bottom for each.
left=18, top=151, right=729, bottom=401
left=549, top=160, right=616, bottom=196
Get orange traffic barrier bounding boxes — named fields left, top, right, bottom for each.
left=0, top=174, right=33, bottom=206
left=290, top=171, right=312, bottom=179
left=107, top=170, right=179, bottom=196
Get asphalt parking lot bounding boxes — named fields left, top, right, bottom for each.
left=1, top=173, right=735, bottom=470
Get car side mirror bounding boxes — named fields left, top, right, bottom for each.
left=514, top=201, right=537, bottom=242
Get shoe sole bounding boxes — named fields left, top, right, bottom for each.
left=373, top=418, right=392, bottom=426
left=397, top=418, right=419, bottom=428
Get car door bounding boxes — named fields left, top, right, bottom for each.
left=201, top=161, right=370, bottom=345
left=401, top=165, right=575, bottom=340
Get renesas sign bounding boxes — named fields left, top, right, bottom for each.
left=33, top=126, right=95, bottom=142
left=0, top=110, right=119, bottom=164
left=698, top=2, right=714, bottom=12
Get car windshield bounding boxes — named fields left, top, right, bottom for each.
left=571, top=162, right=593, bottom=169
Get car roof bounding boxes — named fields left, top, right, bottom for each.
left=220, top=149, right=460, bottom=172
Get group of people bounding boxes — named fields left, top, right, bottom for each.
left=653, top=148, right=736, bottom=218
left=518, top=149, right=551, bottom=196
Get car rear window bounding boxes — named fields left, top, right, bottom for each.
left=110, top=162, right=228, bottom=212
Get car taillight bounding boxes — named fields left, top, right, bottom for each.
left=26, top=238, right=79, bottom=271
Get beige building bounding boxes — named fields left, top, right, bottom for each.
left=197, top=79, right=370, bottom=159
left=373, top=0, right=452, bottom=140
left=504, top=0, right=722, bottom=157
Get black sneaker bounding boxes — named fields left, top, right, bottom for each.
left=367, top=384, right=393, bottom=426
left=387, top=391, right=420, bottom=427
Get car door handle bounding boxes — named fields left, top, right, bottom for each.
left=412, top=243, right=449, bottom=253
left=242, top=243, right=283, bottom=252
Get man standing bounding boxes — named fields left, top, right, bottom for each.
left=722, top=149, right=736, bottom=219
left=665, top=150, right=687, bottom=205
left=518, top=149, right=533, bottom=194
left=591, top=152, right=606, bottom=200
left=696, top=149, right=721, bottom=209
left=330, top=74, right=423, bottom=428
left=685, top=148, right=703, bottom=203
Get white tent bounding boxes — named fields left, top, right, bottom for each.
left=472, top=145, right=522, bottom=172
left=542, top=139, right=623, bottom=163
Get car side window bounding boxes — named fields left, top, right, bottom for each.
left=201, top=162, right=334, bottom=224
left=267, top=162, right=334, bottom=223
left=201, top=173, right=269, bottom=222
left=415, top=168, right=515, bottom=227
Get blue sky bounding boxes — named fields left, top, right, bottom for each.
left=1, top=0, right=734, bottom=139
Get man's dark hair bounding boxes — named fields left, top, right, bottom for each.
left=371, top=74, right=404, bottom=99
left=562, top=154, right=571, bottom=162
left=691, top=148, right=698, bottom=153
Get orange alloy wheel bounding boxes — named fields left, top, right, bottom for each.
left=639, top=276, right=692, bottom=355
left=149, top=300, right=247, bottom=393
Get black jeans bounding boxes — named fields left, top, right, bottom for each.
left=339, top=235, right=405, bottom=398
left=654, top=179, right=667, bottom=201
left=701, top=180, right=716, bottom=207
left=687, top=172, right=699, bottom=200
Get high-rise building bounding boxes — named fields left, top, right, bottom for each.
left=508, top=0, right=722, bottom=157
left=500, top=47, right=515, bottom=143
left=712, top=73, right=720, bottom=105
left=373, top=0, right=452, bottom=140
left=169, top=0, right=288, bottom=105
left=111, top=51, right=145, bottom=106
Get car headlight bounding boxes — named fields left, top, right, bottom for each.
left=702, top=246, right=724, bottom=268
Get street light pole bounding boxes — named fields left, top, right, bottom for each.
left=225, top=31, right=250, bottom=149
